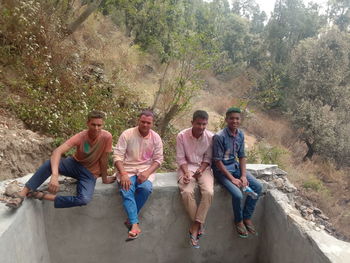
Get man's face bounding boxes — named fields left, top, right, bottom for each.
left=191, top=118, right=208, bottom=136
left=226, top=112, right=241, bottom=130
left=138, top=115, right=153, bottom=135
left=87, top=118, right=103, bottom=136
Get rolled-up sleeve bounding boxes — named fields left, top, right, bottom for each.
left=152, top=135, right=164, bottom=165
left=237, top=133, right=246, bottom=158
left=113, top=132, right=127, bottom=164
left=213, top=134, right=224, bottom=161
left=176, top=133, right=187, bottom=166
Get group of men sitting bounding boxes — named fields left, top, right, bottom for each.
left=7, top=107, right=262, bottom=248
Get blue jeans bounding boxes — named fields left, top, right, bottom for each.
left=213, top=169, right=262, bottom=222
left=119, top=175, right=153, bottom=224
left=25, top=157, right=96, bottom=208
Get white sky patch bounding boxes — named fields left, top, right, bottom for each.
left=255, top=0, right=329, bottom=15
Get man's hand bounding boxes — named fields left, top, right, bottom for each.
left=231, top=177, right=242, bottom=188
left=240, top=176, right=248, bottom=187
left=193, top=169, right=202, bottom=180
left=183, top=172, right=191, bottom=184
left=102, top=175, right=116, bottom=184
left=137, top=171, right=149, bottom=184
left=48, top=176, right=60, bottom=194
left=120, top=174, right=131, bottom=190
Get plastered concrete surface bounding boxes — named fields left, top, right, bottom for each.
left=1, top=166, right=350, bottom=263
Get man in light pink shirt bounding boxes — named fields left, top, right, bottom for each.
left=176, top=110, right=214, bottom=248
left=113, top=110, right=163, bottom=241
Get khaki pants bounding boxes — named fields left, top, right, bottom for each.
left=178, top=169, right=214, bottom=224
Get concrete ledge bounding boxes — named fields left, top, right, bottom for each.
left=1, top=166, right=350, bottom=263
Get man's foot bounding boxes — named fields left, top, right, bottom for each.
left=189, top=231, right=200, bottom=248
left=5, top=192, right=25, bottom=208
left=126, top=224, right=141, bottom=241
left=27, top=191, right=47, bottom=200
left=197, top=224, right=205, bottom=239
left=124, top=219, right=132, bottom=231
left=235, top=222, right=248, bottom=238
left=244, top=219, right=258, bottom=236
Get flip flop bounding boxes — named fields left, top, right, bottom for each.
left=189, top=231, right=200, bottom=248
left=235, top=223, right=248, bottom=238
left=197, top=225, right=205, bottom=239
left=244, top=222, right=258, bottom=236
left=124, top=220, right=132, bottom=231
left=5, top=192, right=25, bottom=208
left=126, top=229, right=141, bottom=242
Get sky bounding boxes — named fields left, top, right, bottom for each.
left=255, top=0, right=328, bottom=15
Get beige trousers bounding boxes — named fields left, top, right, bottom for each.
left=178, top=169, right=214, bottom=224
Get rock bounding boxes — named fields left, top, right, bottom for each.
left=283, top=179, right=297, bottom=193
left=4, top=181, right=21, bottom=197
left=318, top=214, right=330, bottom=221
left=273, top=178, right=284, bottom=189
left=313, top=208, right=323, bottom=215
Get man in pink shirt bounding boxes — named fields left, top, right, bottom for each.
left=176, top=110, right=214, bottom=248
left=113, top=110, right=163, bottom=241
left=6, top=110, right=116, bottom=208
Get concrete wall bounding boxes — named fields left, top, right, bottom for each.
left=1, top=167, right=350, bottom=263
left=0, top=198, right=51, bottom=263
left=44, top=173, right=264, bottom=263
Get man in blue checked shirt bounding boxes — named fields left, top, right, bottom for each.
left=212, top=107, right=262, bottom=238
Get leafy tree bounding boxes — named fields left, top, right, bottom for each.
left=328, top=0, right=350, bottom=31
left=288, top=28, right=350, bottom=162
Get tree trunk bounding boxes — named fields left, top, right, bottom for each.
left=159, top=104, right=179, bottom=137
left=152, top=62, right=170, bottom=110
left=303, top=140, right=314, bottom=161
left=66, top=0, right=104, bottom=35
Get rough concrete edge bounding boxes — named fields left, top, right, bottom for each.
left=269, top=189, right=350, bottom=263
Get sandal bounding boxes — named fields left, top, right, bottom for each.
left=189, top=231, right=200, bottom=248
left=235, top=223, right=248, bottom=238
left=244, top=222, right=258, bottom=236
left=197, top=225, right=205, bottom=239
left=5, top=192, right=25, bottom=208
left=124, top=220, right=132, bottom=231
left=27, top=191, right=47, bottom=200
left=126, top=229, right=141, bottom=241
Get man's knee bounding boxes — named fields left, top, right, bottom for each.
left=201, top=187, right=214, bottom=199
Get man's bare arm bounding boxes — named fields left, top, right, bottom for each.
left=239, top=157, right=248, bottom=187
left=49, top=143, right=72, bottom=193
left=115, top=160, right=131, bottom=190
left=137, top=161, right=160, bottom=184
left=100, top=152, right=116, bottom=184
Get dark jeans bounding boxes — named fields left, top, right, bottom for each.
left=25, top=157, right=96, bottom=208
left=213, top=169, right=262, bottom=222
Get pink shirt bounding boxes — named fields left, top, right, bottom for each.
left=65, top=130, right=113, bottom=177
left=113, top=127, right=163, bottom=182
left=176, top=128, right=213, bottom=173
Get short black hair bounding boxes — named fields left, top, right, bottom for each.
left=139, top=110, right=155, bottom=119
left=87, top=110, right=105, bottom=121
left=225, top=107, right=241, bottom=118
left=192, top=110, right=209, bottom=121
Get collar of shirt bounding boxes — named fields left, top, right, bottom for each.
left=224, top=127, right=238, bottom=137
left=136, top=127, right=151, bottom=139
left=188, top=128, right=205, bottom=140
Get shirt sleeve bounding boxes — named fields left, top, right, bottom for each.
left=113, top=132, right=127, bottom=163
left=202, top=135, right=213, bottom=164
left=237, top=133, right=246, bottom=158
left=212, top=134, right=225, bottom=161
left=64, top=132, right=82, bottom=148
left=176, top=133, right=187, bottom=166
left=152, top=134, right=164, bottom=165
